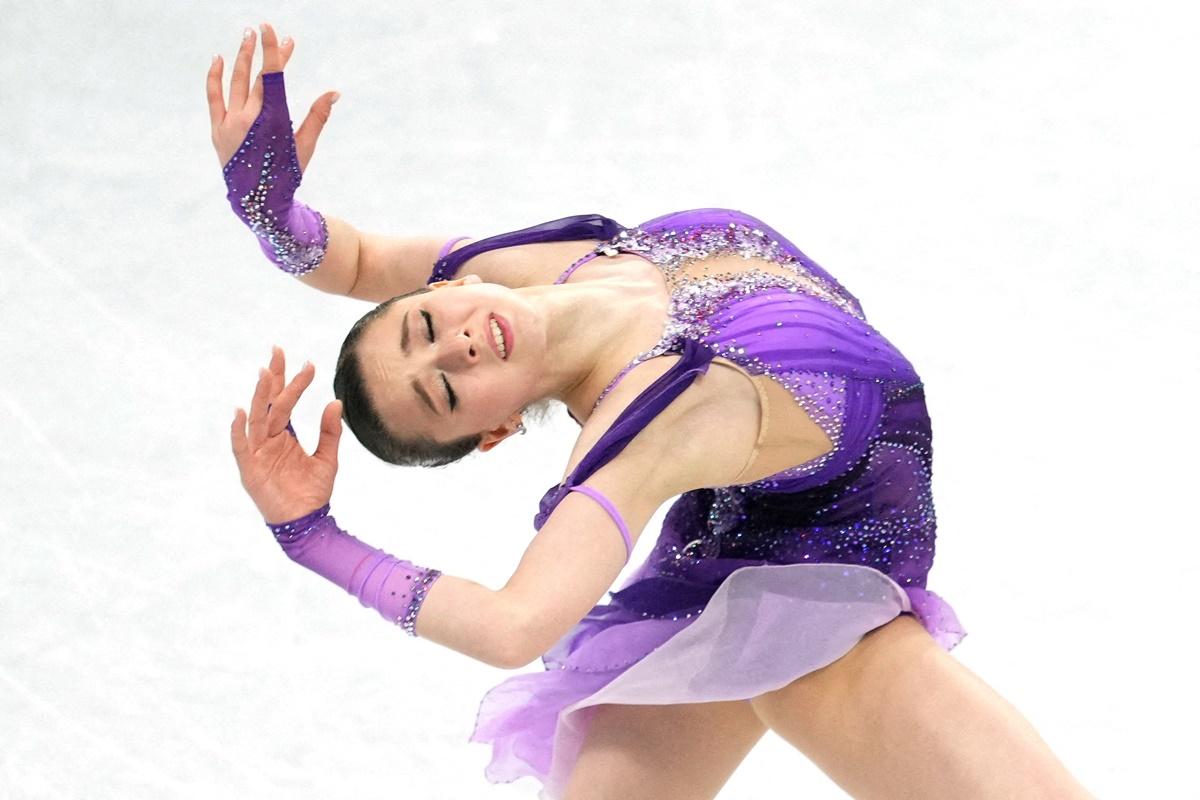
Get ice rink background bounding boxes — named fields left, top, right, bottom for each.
left=2, top=1, right=1197, bottom=797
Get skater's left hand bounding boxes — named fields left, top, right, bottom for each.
left=206, top=21, right=338, bottom=171
left=231, top=346, right=342, bottom=525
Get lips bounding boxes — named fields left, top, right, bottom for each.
left=495, top=314, right=513, bottom=359
left=488, top=313, right=514, bottom=360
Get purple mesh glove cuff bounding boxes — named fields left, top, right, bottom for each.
left=268, top=504, right=442, bottom=637
left=222, top=71, right=329, bottom=276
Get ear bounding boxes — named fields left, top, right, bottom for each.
left=429, top=273, right=482, bottom=290
left=477, top=414, right=523, bottom=453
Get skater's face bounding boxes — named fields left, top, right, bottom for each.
left=354, top=275, right=546, bottom=451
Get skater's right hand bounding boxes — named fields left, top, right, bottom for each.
left=205, top=21, right=339, bottom=172
left=231, top=346, right=343, bottom=526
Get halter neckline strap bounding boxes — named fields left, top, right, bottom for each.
left=428, top=214, right=624, bottom=284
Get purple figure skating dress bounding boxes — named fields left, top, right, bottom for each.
left=430, top=208, right=966, bottom=799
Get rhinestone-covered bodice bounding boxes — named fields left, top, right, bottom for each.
left=604, top=222, right=866, bottom=321
left=581, top=220, right=923, bottom=493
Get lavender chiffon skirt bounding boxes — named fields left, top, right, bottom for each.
left=469, top=562, right=965, bottom=799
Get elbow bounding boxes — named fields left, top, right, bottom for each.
left=487, top=602, right=544, bottom=670
left=489, top=631, right=539, bottom=671
left=490, top=645, right=538, bottom=671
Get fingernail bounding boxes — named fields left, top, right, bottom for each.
left=212, top=53, right=220, bottom=63
left=331, top=92, right=341, bottom=104
left=243, top=27, right=253, bottom=40
left=259, top=24, right=267, bottom=36
left=281, top=35, right=291, bottom=46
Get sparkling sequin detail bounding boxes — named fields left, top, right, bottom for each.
left=222, top=73, right=329, bottom=275
left=629, top=386, right=938, bottom=604
left=531, top=215, right=940, bottom=620
left=590, top=224, right=868, bottom=411
left=587, top=222, right=907, bottom=489
left=397, top=570, right=443, bottom=637
left=603, top=222, right=864, bottom=318
left=268, top=503, right=331, bottom=540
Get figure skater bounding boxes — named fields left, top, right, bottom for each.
left=211, top=23, right=1095, bottom=800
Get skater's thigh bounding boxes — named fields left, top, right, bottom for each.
left=749, top=613, right=1093, bottom=800
left=564, top=699, right=767, bottom=800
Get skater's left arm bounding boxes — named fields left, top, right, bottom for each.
left=489, top=460, right=676, bottom=669
left=487, top=401, right=759, bottom=669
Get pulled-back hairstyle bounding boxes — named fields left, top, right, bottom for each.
left=333, top=287, right=482, bottom=467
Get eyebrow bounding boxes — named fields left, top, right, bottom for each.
left=400, top=309, right=443, bottom=416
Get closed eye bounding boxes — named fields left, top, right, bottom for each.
left=421, top=309, right=456, bottom=412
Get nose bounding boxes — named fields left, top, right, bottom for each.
left=434, top=328, right=479, bottom=371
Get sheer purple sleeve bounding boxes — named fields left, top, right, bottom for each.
left=222, top=71, right=329, bottom=276
left=269, top=505, right=442, bottom=637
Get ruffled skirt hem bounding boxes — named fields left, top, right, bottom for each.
left=468, top=562, right=966, bottom=799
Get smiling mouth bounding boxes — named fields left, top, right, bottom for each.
left=488, top=314, right=509, bottom=359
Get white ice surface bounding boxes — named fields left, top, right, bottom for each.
left=1, top=1, right=1197, bottom=797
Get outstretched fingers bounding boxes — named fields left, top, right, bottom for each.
left=231, top=407, right=249, bottom=460
left=280, top=36, right=295, bottom=70
left=258, top=22, right=284, bottom=73
left=294, top=91, right=339, bottom=174
left=267, top=345, right=286, bottom=395
left=265, top=361, right=315, bottom=438
left=248, top=23, right=282, bottom=107
left=206, top=55, right=226, bottom=129
left=313, top=400, right=343, bottom=468
left=246, top=367, right=273, bottom=447
left=230, top=26, right=257, bottom=111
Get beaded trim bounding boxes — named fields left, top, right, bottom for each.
left=267, top=503, right=331, bottom=542
left=398, top=570, right=443, bottom=638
